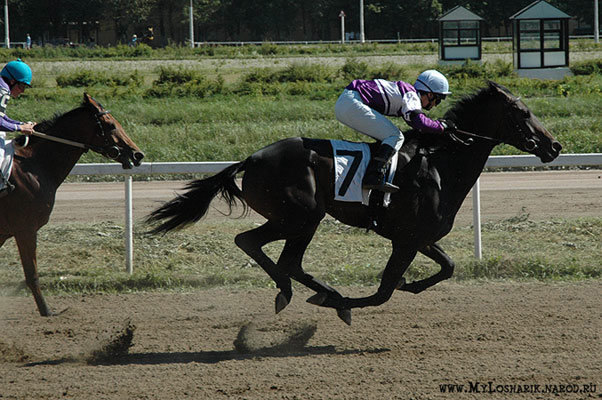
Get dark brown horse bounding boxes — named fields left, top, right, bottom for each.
left=147, top=82, right=561, bottom=324
left=0, top=93, right=144, bottom=316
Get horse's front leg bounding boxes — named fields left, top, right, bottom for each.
left=312, top=242, right=417, bottom=324
left=15, top=230, right=54, bottom=317
left=398, top=242, right=454, bottom=294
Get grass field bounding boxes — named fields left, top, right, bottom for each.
left=9, top=55, right=602, bottom=164
left=1, top=216, right=600, bottom=296
left=1, top=45, right=601, bottom=294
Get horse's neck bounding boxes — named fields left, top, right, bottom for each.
left=457, top=144, right=493, bottom=185
left=450, top=101, right=498, bottom=188
left=439, top=138, right=496, bottom=212
left=27, top=137, right=86, bottom=185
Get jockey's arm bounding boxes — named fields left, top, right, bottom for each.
left=0, top=114, right=20, bottom=132
left=0, top=114, right=34, bottom=134
left=398, top=88, right=445, bottom=135
left=405, top=110, right=445, bottom=134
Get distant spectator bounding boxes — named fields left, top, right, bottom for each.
left=142, top=27, right=154, bottom=46
left=130, top=34, right=138, bottom=47
left=25, top=34, right=31, bottom=50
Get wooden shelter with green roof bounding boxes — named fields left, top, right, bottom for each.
left=509, top=0, right=572, bottom=79
left=438, top=6, right=484, bottom=64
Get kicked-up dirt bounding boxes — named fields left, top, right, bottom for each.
left=0, top=281, right=600, bottom=399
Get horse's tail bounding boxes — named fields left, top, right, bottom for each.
left=146, top=161, right=248, bottom=234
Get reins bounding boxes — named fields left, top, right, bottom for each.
left=31, top=130, right=100, bottom=151
left=453, top=128, right=502, bottom=145
left=28, top=107, right=120, bottom=158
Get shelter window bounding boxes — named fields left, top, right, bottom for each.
left=442, top=20, right=479, bottom=47
left=519, top=19, right=541, bottom=49
left=543, top=19, right=562, bottom=49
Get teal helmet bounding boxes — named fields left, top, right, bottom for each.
left=1, top=59, right=32, bottom=86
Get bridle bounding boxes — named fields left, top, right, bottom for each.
left=91, top=108, right=122, bottom=159
left=31, top=105, right=122, bottom=159
left=448, top=97, right=536, bottom=151
left=503, top=97, right=538, bottom=151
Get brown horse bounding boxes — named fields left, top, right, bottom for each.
left=147, top=82, right=561, bottom=325
left=0, top=93, right=144, bottom=316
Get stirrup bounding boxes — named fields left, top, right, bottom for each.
left=13, top=135, right=29, bottom=149
left=364, top=181, right=399, bottom=193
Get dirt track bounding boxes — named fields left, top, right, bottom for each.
left=1, top=170, right=601, bottom=399
left=1, top=282, right=601, bottom=399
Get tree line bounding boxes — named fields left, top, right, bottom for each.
left=6, top=0, right=593, bottom=45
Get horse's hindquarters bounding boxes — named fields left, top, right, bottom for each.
left=241, top=138, right=324, bottom=227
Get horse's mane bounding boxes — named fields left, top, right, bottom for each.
left=444, top=81, right=513, bottom=122
left=34, top=113, right=63, bottom=134
left=34, top=101, right=87, bottom=134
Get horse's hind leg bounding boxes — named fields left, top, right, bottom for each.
left=277, top=230, right=345, bottom=304
left=235, top=222, right=293, bottom=313
left=14, top=230, right=54, bottom=317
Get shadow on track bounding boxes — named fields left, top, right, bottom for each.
left=23, top=346, right=390, bottom=367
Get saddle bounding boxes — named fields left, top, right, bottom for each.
left=330, top=137, right=445, bottom=230
left=331, top=140, right=398, bottom=206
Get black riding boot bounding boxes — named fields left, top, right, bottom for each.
left=0, top=179, right=14, bottom=199
left=363, top=143, right=399, bottom=193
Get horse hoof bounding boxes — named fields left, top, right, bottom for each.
left=396, top=277, right=407, bottom=290
left=306, top=292, right=328, bottom=306
left=337, top=309, right=352, bottom=326
left=275, top=292, right=289, bottom=314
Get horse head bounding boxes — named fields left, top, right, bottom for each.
left=83, top=93, right=145, bottom=169
left=487, top=81, right=562, bottom=163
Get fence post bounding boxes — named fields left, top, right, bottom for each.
left=125, top=175, right=133, bottom=274
left=472, top=178, right=482, bottom=260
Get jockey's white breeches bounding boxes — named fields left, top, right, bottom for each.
left=335, top=89, right=404, bottom=151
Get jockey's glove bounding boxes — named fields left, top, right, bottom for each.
left=438, top=119, right=457, bottom=133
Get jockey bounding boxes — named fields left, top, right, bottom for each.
left=0, top=59, right=35, bottom=197
left=335, top=69, right=456, bottom=193
left=0, top=59, right=35, bottom=135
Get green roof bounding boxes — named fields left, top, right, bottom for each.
left=509, top=0, right=571, bottom=20
left=438, top=5, right=484, bottom=21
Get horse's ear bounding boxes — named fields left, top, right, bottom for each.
left=83, top=93, right=103, bottom=110
left=488, top=80, right=502, bottom=92
left=488, top=81, right=515, bottom=100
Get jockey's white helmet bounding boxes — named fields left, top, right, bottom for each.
left=414, top=70, right=451, bottom=95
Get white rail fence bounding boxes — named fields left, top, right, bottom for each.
left=192, top=35, right=596, bottom=47
left=70, top=153, right=602, bottom=273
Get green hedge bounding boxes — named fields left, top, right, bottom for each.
left=56, top=70, right=143, bottom=88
